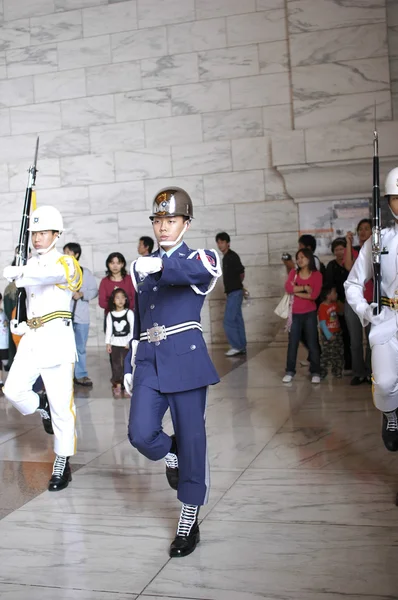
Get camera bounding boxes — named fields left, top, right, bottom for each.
left=281, top=253, right=292, bottom=261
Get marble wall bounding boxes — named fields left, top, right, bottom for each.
left=387, top=0, right=398, bottom=118
left=0, top=0, right=395, bottom=346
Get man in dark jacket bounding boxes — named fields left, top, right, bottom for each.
left=216, top=232, right=247, bottom=356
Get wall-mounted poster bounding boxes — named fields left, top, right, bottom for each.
left=299, top=199, right=371, bottom=257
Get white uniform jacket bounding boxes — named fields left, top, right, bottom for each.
left=344, top=224, right=398, bottom=348
left=16, top=250, right=77, bottom=368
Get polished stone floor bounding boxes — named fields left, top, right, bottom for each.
left=0, top=344, right=398, bottom=599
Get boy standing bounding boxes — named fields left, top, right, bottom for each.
left=3, top=205, right=81, bottom=491
left=318, top=286, right=344, bottom=379
left=63, top=242, right=98, bottom=387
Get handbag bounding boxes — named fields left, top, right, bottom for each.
left=274, top=273, right=298, bottom=319
left=274, top=293, right=290, bottom=319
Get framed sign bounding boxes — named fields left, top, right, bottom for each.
left=299, top=198, right=371, bottom=256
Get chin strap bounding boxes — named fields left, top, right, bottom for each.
left=56, top=255, right=83, bottom=292
left=36, top=236, right=59, bottom=255
left=389, top=205, right=398, bottom=220
left=158, top=221, right=190, bottom=247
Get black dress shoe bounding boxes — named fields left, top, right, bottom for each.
left=382, top=410, right=398, bottom=452
left=38, top=392, right=54, bottom=435
left=169, top=522, right=200, bottom=558
left=165, top=434, right=179, bottom=490
left=350, top=376, right=366, bottom=386
left=48, top=456, right=72, bottom=492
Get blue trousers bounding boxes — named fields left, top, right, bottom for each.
left=286, top=311, right=321, bottom=376
left=128, top=384, right=209, bottom=506
left=223, top=289, right=247, bottom=350
left=73, top=322, right=89, bottom=379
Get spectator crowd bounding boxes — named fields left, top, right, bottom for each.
left=281, top=221, right=373, bottom=386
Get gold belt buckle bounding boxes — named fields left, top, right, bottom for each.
left=27, top=316, right=44, bottom=329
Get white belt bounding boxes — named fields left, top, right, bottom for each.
left=140, top=321, right=202, bottom=343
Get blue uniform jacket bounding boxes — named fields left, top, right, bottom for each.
left=124, top=242, right=220, bottom=394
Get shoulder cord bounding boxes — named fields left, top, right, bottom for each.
left=56, top=256, right=83, bottom=292
left=187, top=249, right=222, bottom=296
left=130, top=260, right=138, bottom=292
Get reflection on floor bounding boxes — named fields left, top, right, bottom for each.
left=0, top=346, right=397, bottom=599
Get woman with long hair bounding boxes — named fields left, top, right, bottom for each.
left=283, top=248, right=322, bottom=384
left=98, top=252, right=135, bottom=319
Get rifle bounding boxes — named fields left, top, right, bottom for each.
left=371, top=113, right=387, bottom=315
left=14, top=137, right=40, bottom=327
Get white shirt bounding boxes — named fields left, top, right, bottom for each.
left=15, top=249, right=77, bottom=367
left=344, top=224, right=398, bottom=346
left=105, top=309, right=135, bottom=347
left=0, top=310, right=9, bottom=350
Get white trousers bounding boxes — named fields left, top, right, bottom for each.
left=372, top=333, right=398, bottom=413
left=3, top=341, right=77, bottom=457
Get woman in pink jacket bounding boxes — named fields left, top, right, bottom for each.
left=283, top=248, right=322, bottom=384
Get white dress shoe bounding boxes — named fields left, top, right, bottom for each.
left=311, top=375, right=321, bottom=384
left=282, top=374, right=293, bottom=383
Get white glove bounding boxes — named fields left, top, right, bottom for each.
left=359, top=302, right=379, bottom=325
left=135, top=257, right=163, bottom=276
left=123, top=340, right=139, bottom=395
left=10, top=319, right=28, bottom=336
left=3, top=266, right=24, bottom=282
left=130, top=339, right=139, bottom=364
left=124, top=373, right=133, bottom=395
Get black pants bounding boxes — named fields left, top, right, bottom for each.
left=110, top=346, right=128, bottom=385
left=338, top=313, right=351, bottom=370
left=286, top=311, right=321, bottom=376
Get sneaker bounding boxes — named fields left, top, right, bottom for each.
left=311, top=375, right=321, bottom=384
left=74, top=377, right=93, bottom=387
left=382, top=410, right=398, bottom=452
left=225, top=348, right=241, bottom=357
left=282, top=374, right=293, bottom=383
left=300, top=360, right=310, bottom=367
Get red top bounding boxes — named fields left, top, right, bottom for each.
left=318, top=301, right=341, bottom=333
left=98, top=275, right=135, bottom=313
left=345, top=247, right=374, bottom=303
left=285, top=269, right=322, bottom=314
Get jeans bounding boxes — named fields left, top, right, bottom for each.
left=344, top=302, right=371, bottom=378
left=223, top=290, right=247, bottom=350
left=73, top=322, right=90, bottom=379
left=286, top=311, right=320, bottom=376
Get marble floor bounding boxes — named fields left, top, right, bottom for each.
left=0, top=344, right=398, bottom=600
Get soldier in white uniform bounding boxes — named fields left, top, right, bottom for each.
left=3, top=206, right=82, bottom=491
left=345, top=168, right=398, bottom=451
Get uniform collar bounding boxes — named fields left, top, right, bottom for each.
left=158, top=241, right=187, bottom=258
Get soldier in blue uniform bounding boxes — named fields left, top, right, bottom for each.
left=124, top=187, right=222, bottom=558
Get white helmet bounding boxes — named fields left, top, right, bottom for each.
left=384, top=167, right=398, bottom=196
left=29, top=205, right=64, bottom=232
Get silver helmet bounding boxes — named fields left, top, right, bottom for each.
left=150, top=187, right=193, bottom=221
